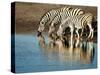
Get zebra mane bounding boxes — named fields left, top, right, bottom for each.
left=39, top=11, right=50, bottom=24
left=39, top=6, right=72, bottom=23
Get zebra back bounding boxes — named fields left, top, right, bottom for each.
left=64, top=7, right=84, bottom=18
left=70, top=13, right=93, bottom=29
left=79, top=13, right=93, bottom=27
left=40, top=6, right=71, bottom=25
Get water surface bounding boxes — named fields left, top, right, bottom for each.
left=15, top=34, right=97, bottom=73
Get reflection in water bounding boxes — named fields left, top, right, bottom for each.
left=37, top=35, right=95, bottom=65
left=37, top=34, right=46, bottom=48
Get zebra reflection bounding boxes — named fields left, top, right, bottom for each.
left=37, top=34, right=46, bottom=48
left=37, top=35, right=95, bottom=64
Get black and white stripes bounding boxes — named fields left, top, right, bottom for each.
left=48, top=7, right=84, bottom=34
left=37, top=6, right=94, bottom=39
left=57, top=13, right=94, bottom=39
left=38, top=6, right=71, bottom=33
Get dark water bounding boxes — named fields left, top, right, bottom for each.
left=14, top=34, right=97, bottom=73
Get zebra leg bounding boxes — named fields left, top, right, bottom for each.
left=80, top=28, right=83, bottom=37
left=91, top=29, right=94, bottom=38
left=75, top=37, right=79, bottom=48
left=76, top=29, right=79, bottom=39
left=70, top=26, right=74, bottom=39
left=87, top=23, right=93, bottom=39
left=69, top=25, right=74, bottom=48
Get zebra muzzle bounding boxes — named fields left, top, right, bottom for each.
left=37, top=31, right=42, bottom=37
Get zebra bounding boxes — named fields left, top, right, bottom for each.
left=37, top=6, right=71, bottom=36
left=48, top=7, right=85, bottom=35
left=57, top=13, right=94, bottom=39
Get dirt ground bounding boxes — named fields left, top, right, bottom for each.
left=12, top=2, right=97, bottom=34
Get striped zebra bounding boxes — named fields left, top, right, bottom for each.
left=48, top=7, right=85, bottom=35
left=37, top=6, right=71, bottom=35
left=57, top=13, right=94, bottom=39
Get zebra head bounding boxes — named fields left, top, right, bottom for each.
left=48, top=25, right=55, bottom=34
left=38, top=20, right=45, bottom=32
left=38, top=14, right=50, bottom=35
left=57, top=25, right=65, bottom=36
left=37, top=21, right=45, bottom=37
left=37, top=21, right=44, bottom=36
left=57, top=19, right=70, bottom=36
